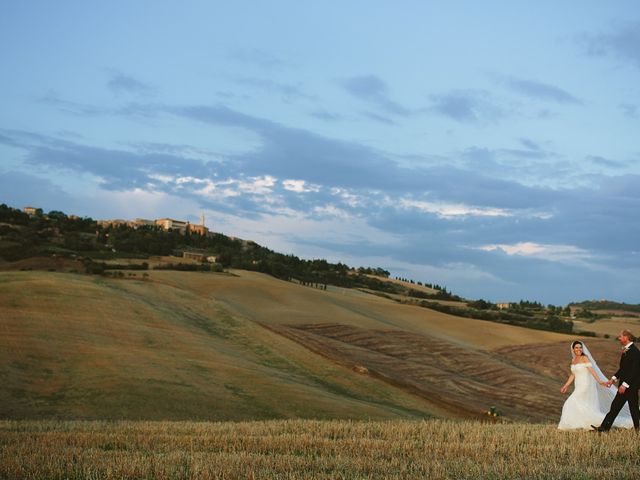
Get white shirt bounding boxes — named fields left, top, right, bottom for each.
left=612, top=342, right=634, bottom=389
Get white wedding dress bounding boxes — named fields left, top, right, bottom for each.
left=558, top=351, right=634, bottom=430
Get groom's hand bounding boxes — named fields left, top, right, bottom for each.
left=618, top=385, right=627, bottom=394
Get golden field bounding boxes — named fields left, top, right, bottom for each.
left=3, top=268, right=640, bottom=478
left=2, top=419, right=639, bottom=479
left=0, top=268, right=631, bottom=422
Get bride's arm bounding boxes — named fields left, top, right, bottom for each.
left=560, top=373, right=575, bottom=393
left=586, top=366, right=607, bottom=386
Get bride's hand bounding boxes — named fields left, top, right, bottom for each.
left=560, top=385, right=568, bottom=394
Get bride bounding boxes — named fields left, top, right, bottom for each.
left=558, top=340, right=634, bottom=430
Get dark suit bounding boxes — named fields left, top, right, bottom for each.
left=600, top=343, right=640, bottom=430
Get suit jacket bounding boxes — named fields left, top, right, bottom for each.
left=613, top=343, right=640, bottom=390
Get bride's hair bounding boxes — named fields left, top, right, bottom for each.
left=571, top=340, right=586, bottom=355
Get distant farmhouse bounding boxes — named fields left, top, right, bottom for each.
left=496, top=302, right=511, bottom=310
left=23, top=206, right=43, bottom=216
left=182, top=250, right=218, bottom=263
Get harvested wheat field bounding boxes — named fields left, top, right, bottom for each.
left=0, top=271, right=430, bottom=420
left=2, top=419, right=639, bottom=479
left=574, top=316, right=640, bottom=336
left=0, top=269, right=621, bottom=422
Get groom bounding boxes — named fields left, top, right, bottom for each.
left=593, top=330, right=640, bottom=432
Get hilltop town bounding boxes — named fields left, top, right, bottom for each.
left=24, top=206, right=214, bottom=237
left=97, top=213, right=210, bottom=237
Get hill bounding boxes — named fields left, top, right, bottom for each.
left=0, top=269, right=620, bottom=423
left=0, top=203, right=578, bottom=335
left=570, top=300, right=640, bottom=338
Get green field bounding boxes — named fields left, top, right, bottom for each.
left=2, top=419, right=639, bottom=479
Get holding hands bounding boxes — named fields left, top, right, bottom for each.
left=596, top=380, right=614, bottom=388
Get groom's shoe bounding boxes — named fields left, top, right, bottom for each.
left=590, top=424, right=608, bottom=433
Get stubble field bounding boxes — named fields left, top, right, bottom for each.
left=2, top=419, right=639, bottom=479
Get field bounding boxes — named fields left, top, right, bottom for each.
left=574, top=316, right=640, bottom=337
left=0, top=269, right=628, bottom=423
left=2, top=419, right=640, bottom=479
left=3, top=268, right=640, bottom=478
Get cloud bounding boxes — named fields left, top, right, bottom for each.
left=107, top=72, right=155, bottom=96
left=587, top=155, right=627, bottom=169
left=312, top=204, right=352, bottom=219
left=362, top=111, right=397, bottom=125
left=501, top=138, right=554, bottom=160
left=38, top=90, right=106, bottom=116
left=582, top=20, right=640, bottom=69
left=38, top=91, right=159, bottom=119
left=309, top=110, right=344, bottom=122
left=460, top=144, right=564, bottom=186
left=231, top=76, right=314, bottom=102
left=168, top=104, right=571, bottom=209
left=237, top=175, right=277, bottom=194
left=620, top=103, right=639, bottom=119
left=3, top=102, right=640, bottom=303
left=0, top=129, right=210, bottom=190
left=129, top=142, right=223, bottom=162
left=0, top=171, right=73, bottom=211
left=428, top=90, right=504, bottom=123
left=503, top=77, right=582, bottom=104
left=340, top=75, right=410, bottom=116
left=283, top=179, right=321, bottom=193
left=399, top=198, right=513, bottom=219
left=477, top=242, right=593, bottom=264
left=340, top=74, right=386, bottom=99
left=168, top=104, right=398, bottom=189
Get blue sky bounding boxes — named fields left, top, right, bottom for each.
left=1, top=2, right=639, bottom=305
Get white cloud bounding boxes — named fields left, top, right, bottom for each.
left=330, top=187, right=364, bottom=207
left=478, top=242, right=592, bottom=263
left=313, top=204, right=352, bottom=219
left=176, top=176, right=208, bottom=185
left=85, top=187, right=201, bottom=221
left=163, top=175, right=280, bottom=199
left=400, top=199, right=512, bottom=218
left=148, top=174, right=175, bottom=184
left=282, top=179, right=321, bottom=193
left=237, top=175, right=277, bottom=194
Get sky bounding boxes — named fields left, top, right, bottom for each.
left=1, top=2, right=639, bottom=305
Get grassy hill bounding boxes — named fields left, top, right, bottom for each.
left=0, top=269, right=623, bottom=422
